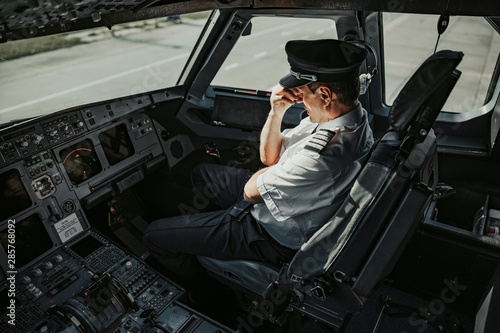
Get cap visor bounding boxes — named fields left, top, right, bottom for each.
left=279, top=73, right=310, bottom=88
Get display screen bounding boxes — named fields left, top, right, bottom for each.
left=0, top=214, right=53, bottom=268
left=0, top=169, right=32, bottom=222
left=59, top=140, right=102, bottom=185
left=98, top=124, right=135, bottom=166
left=69, top=235, right=104, bottom=258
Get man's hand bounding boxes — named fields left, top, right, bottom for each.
left=270, top=85, right=302, bottom=116
left=243, top=167, right=269, bottom=204
left=260, top=85, right=302, bottom=166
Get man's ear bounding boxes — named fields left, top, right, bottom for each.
left=318, top=86, right=332, bottom=106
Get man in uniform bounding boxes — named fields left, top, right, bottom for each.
left=143, top=39, right=374, bottom=285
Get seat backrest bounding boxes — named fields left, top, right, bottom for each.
left=286, top=50, right=464, bottom=305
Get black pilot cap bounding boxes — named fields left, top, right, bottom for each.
left=280, top=39, right=368, bottom=88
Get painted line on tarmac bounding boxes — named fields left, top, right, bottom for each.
left=224, top=62, right=240, bottom=71
left=384, top=14, right=410, bottom=33
left=254, top=51, right=268, bottom=59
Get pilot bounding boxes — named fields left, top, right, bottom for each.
left=143, top=39, right=374, bottom=287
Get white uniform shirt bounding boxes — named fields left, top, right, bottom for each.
left=251, top=104, right=374, bottom=249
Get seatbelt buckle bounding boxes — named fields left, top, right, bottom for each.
left=310, top=284, right=327, bottom=301
left=229, top=200, right=253, bottom=221
left=311, top=278, right=334, bottom=301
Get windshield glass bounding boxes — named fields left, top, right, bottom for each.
left=383, top=13, right=500, bottom=113
left=0, top=12, right=211, bottom=124
left=212, top=16, right=338, bottom=91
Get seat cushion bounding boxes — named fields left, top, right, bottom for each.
left=197, top=257, right=279, bottom=296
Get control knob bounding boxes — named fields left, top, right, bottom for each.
left=32, top=134, right=44, bottom=145
left=49, top=130, right=58, bottom=137
left=59, top=124, right=70, bottom=131
left=73, top=121, right=84, bottom=128
left=33, top=288, right=42, bottom=297
left=27, top=283, right=36, bottom=292
left=33, top=268, right=42, bottom=276
left=44, top=261, right=53, bottom=269
left=54, top=254, right=63, bottom=263
left=125, top=261, right=133, bottom=270
left=17, top=140, right=29, bottom=148
left=22, top=276, right=31, bottom=284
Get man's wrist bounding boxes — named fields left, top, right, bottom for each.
left=269, top=108, right=285, bottom=119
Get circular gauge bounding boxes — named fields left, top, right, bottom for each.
left=59, top=140, right=102, bottom=185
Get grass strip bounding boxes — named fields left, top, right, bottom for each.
left=0, top=34, right=84, bottom=61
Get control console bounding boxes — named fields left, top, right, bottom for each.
left=1, top=230, right=231, bottom=333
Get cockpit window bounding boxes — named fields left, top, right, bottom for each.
left=211, top=17, right=338, bottom=91
left=0, top=12, right=212, bottom=124
left=383, top=13, right=500, bottom=113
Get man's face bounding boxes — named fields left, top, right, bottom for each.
left=292, top=85, right=329, bottom=124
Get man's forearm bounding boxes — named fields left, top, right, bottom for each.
left=243, top=167, right=269, bottom=204
left=260, top=85, right=299, bottom=166
left=259, top=110, right=283, bottom=166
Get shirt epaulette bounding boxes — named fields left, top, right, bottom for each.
left=304, top=129, right=336, bottom=153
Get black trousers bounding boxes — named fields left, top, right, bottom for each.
left=143, top=164, right=296, bottom=285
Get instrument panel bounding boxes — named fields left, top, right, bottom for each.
left=0, top=95, right=165, bottom=265
left=0, top=98, right=162, bottom=228
left=0, top=97, right=229, bottom=332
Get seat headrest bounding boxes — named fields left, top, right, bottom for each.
left=389, top=50, right=463, bottom=135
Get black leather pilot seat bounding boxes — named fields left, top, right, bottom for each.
left=198, top=50, right=464, bottom=330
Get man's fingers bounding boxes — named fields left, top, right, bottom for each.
left=270, top=84, right=302, bottom=115
left=273, top=95, right=295, bottom=107
left=273, top=86, right=298, bottom=102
